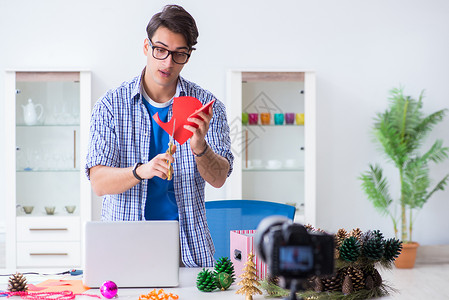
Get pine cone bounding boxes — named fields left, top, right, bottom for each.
left=362, top=266, right=383, bottom=288
left=321, top=271, right=343, bottom=292
left=349, top=228, right=363, bottom=242
left=196, top=268, right=217, bottom=292
left=362, top=236, right=385, bottom=261
left=372, top=230, right=384, bottom=240
left=339, top=236, right=361, bottom=262
left=304, top=224, right=315, bottom=231
left=334, top=228, right=348, bottom=259
left=384, top=238, right=403, bottom=262
left=365, top=275, right=374, bottom=290
left=8, top=273, right=28, bottom=292
left=345, top=266, right=365, bottom=291
left=335, top=228, right=348, bottom=245
left=342, top=275, right=353, bottom=295
left=373, top=268, right=382, bottom=287
left=313, top=276, right=323, bottom=292
left=214, top=257, right=236, bottom=283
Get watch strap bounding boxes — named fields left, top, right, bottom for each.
left=132, top=162, right=143, bottom=181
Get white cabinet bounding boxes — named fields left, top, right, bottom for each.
left=4, top=71, right=92, bottom=269
left=226, top=71, right=316, bottom=224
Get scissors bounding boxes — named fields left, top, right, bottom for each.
left=166, top=119, right=175, bottom=180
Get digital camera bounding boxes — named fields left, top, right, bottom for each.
left=255, top=216, right=334, bottom=296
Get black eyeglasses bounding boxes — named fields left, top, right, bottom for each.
left=148, top=39, right=191, bottom=65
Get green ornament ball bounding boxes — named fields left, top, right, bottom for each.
left=216, top=272, right=232, bottom=291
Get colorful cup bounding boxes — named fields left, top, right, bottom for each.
left=248, top=113, right=258, bottom=125
left=242, top=113, right=249, bottom=125
left=296, top=113, right=305, bottom=125
left=285, top=113, right=295, bottom=124
left=274, top=113, right=284, bottom=125
left=260, top=113, right=271, bottom=125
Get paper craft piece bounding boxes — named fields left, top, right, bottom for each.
left=27, top=284, right=47, bottom=292
left=153, top=96, right=215, bottom=145
left=33, top=279, right=90, bottom=294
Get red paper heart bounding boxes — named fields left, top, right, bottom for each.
left=153, top=96, right=214, bottom=145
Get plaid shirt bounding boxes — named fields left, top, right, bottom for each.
left=85, top=70, right=234, bottom=267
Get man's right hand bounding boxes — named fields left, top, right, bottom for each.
left=137, top=144, right=177, bottom=180
left=89, top=145, right=176, bottom=196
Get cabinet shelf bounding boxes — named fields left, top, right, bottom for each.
left=243, top=168, right=304, bottom=172
left=17, top=169, right=80, bottom=173
left=243, top=124, right=304, bottom=127
left=16, top=124, right=80, bottom=127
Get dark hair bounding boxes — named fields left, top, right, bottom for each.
left=146, top=5, right=199, bottom=50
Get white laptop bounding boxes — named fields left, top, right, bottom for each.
left=83, top=221, right=179, bottom=288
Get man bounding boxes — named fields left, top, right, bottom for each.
left=85, top=5, right=234, bottom=267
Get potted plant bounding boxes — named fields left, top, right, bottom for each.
left=359, top=87, right=449, bottom=268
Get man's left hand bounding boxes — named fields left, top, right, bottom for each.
left=184, top=105, right=213, bottom=154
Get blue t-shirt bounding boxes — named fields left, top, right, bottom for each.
left=142, top=92, right=178, bottom=220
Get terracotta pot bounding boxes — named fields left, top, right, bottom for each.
left=395, top=242, right=419, bottom=268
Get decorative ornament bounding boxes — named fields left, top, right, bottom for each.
left=100, top=281, right=118, bottom=299
left=196, top=268, right=217, bottom=292
left=8, top=273, right=28, bottom=292
left=214, top=256, right=236, bottom=283
left=339, top=236, right=361, bottom=262
left=138, top=289, right=178, bottom=300
left=235, top=252, right=262, bottom=300
left=216, top=272, right=232, bottom=291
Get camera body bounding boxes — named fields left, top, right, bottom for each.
left=255, top=216, right=334, bottom=285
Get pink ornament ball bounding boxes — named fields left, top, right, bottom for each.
left=100, top=280, right=118, bottom=299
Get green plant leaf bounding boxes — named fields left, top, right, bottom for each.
left=359, top=164, right=393, bottom=216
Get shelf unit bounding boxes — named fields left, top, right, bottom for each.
left=226, top=70, right=316, bottom=224
left=4, top=70, right=92, bottom=269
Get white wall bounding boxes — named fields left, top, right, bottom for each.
left=1, top=0, right=448, bottom=244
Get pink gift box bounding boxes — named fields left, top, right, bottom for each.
left=230, top=230, right=269, bottom=280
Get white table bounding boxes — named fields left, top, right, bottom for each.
left=0, top=268, right=268, bottom=300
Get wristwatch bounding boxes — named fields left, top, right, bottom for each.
left=132, top=162, right=143, bottom=181
left=192, top=143, right=209, bottom=157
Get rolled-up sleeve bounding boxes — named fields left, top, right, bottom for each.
left=207, top=100, right=234, bottom=178
left=85, top=95, right=119, bottom=180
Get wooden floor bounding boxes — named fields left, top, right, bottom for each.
left=0, top=240, right=447, bottom=299
left=379, top=263, right=449, bottom=299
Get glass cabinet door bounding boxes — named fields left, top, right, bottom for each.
left=241, top=79, right=305, bottom=212
left=226, top=71, right=316, bottom=224
left=15, top=72, right=81, bottom=216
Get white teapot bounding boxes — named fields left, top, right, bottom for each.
left=22, top=98, right=44, bottom=125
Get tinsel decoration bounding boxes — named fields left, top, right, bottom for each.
left=8, top=273, right=28, bottom=292
left=259, top=227, right=402, bottom=299
left=214, top=256, right=236, bottom=283
left=196, top=268, right=217, bottom=292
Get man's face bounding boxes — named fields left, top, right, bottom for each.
left=144, top=26, right=190, bottom=90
